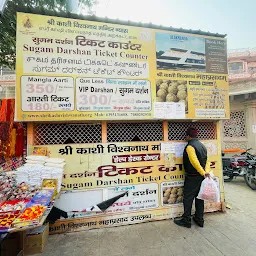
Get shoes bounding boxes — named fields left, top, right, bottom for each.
left=174, top=218, right=191, bottom=228
left=193, top=216, right=204, bottom=227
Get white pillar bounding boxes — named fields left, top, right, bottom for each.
left=244, top=100, right=256, bottom=152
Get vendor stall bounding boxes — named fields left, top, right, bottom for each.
left=0, top=169, right=60, bottom=255
left=14, top=8, right=229, bottom=236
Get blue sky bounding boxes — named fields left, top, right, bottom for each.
left=96, top=0, right=255, bottom=50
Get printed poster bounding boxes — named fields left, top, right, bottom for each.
left=15, top=12, right=229, bottom=121
left=155, top=32, right=228, bottom=118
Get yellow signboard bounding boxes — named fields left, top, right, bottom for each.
left=37, top=141, right=222, bottom=191
left=16, top=13, right=229, bottom=121
left=31, top=141, right=224, bottom=233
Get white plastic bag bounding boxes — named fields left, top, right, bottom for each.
left=197, top=177, right=220, bottom=202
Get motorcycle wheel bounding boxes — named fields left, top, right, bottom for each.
left=223, top=167, right=234, bottom=182
left=223, top=175, right=234, bottom=182
left=244, top=172, right=256, bottom=190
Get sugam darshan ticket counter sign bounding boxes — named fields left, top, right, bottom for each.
left=15, top=12, right=229, bottom=121
left=30, top=140, right=224, bottom=234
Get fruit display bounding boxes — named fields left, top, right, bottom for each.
left=162, top=186, right=184, bottom=205
left=12, top=205, right=46, bottom=228
left=156, top=79, right=188, bottom=113
left=0, top=213, right=19, bottom=230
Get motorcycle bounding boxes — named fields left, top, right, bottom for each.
left=240, top=149, right=256, bottom=190
left=222, top=149, right=256, bottom=190
left=222, top=153, right=244, bottom=182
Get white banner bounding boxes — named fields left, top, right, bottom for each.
left=76, top=78, right=151, bottom=112
left=21, top=76, right=75, bottom=111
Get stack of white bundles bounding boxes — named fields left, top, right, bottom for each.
left=41, top=166, right=64, bottom=192
left=28, top=177, right=42, bottom=186
left=16, top=166, right=30, bottom=184
left=44, top=158, right=65, bottom=192
left=28, top=166, right=43, bottom=186
left=25, top=155, right=49, bottom=166
left=51, top=168, right=64, bottom=192
left=44, top=158, right=65, bottom=169
left=15, top=157, right=65, bottom=191
left=16, top=174, right=29, bottom=184
left=16, top=165, right=44, bottom=187
left=41, top=166, right=54, bottom=180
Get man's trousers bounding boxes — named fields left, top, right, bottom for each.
left=183, top=175, right=204, bottom=220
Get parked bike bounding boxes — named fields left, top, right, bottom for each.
left=222, top=148, right=256, bottom=190
left=240, top=149, right=256, bottom=190
left=222, top=153, right=244, bottom=182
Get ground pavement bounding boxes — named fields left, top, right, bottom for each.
left=35, top=178, right=256, bottom=256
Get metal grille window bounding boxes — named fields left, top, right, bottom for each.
left=34, top=123, right=102, bottom=145
left=107, top=122, right=163, bottom=142
left=223, top=142, right=247, bottom=150
left=168, top=122, right=217, bottom=140
left=223, top=111, right=246, bottom=138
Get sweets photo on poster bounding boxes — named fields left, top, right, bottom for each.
left=156, top=32, right=206, bottom=72
left=161, top=180, right=184, bottom=206
left=205, top=82, right=225, bottom=110
left=155, top=79, right=188, bottom=114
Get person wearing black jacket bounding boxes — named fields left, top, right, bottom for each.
left=174, top=127, right=210, bottom=228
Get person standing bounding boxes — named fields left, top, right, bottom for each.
left=174, top=127, right=210, bottom=228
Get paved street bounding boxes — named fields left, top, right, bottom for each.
left=36, top=178, right=256, bottom=256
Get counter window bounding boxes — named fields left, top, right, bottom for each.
left=168, top=122, right=217, bottom=141
left=107, top=122, right=163, bottom=142
left=34, top=123, right=102, bottom=145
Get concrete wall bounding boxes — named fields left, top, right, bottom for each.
left=221, top=97, right=256, bottom=153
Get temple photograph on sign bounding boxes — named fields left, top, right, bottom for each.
left=156, top=32, right=206, bottom=72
